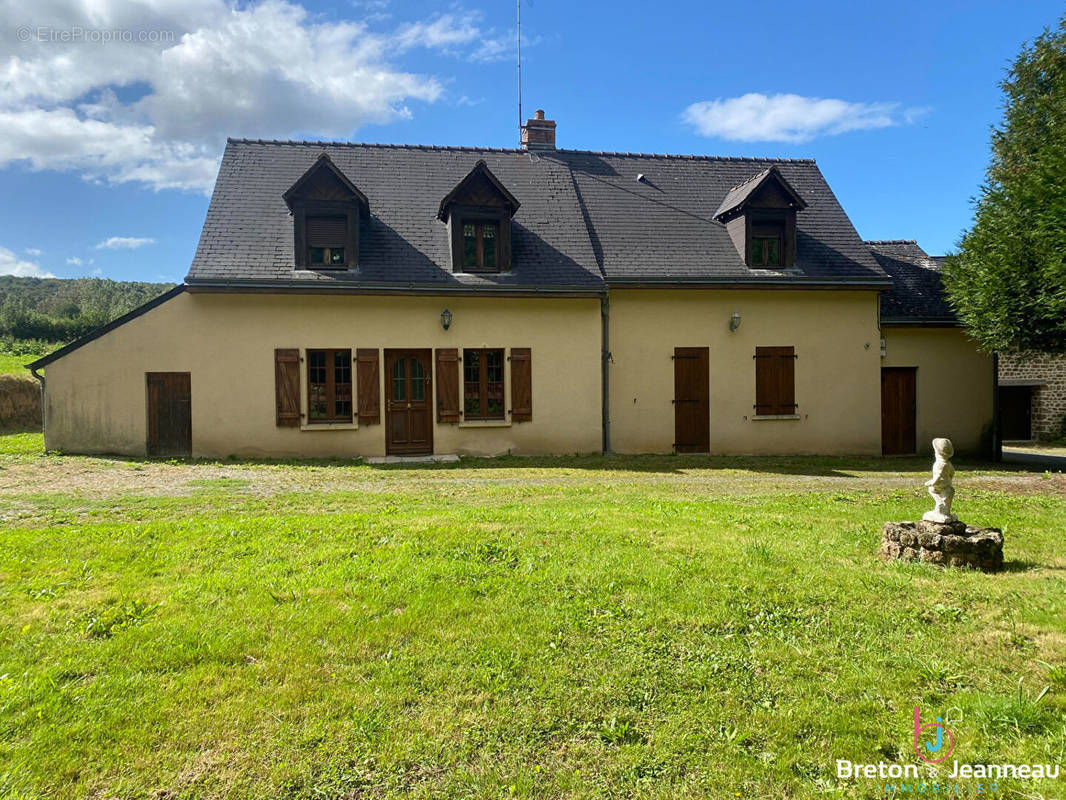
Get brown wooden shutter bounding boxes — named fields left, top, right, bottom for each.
left=754, top=346, right=796, bottom=415
left=306, top=216, right=347, bottom=247
left=275, top=348, right=301, bottom=427
left=510, top=347, right=532, bottom=422
left=356, top=348, right=380, bottom=425
left=436, top=348, right=460, bottom=422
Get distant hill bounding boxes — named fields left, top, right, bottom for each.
left=0, top=275, right=176, bottom=342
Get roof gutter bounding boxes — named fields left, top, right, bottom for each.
left=606, top=277, right=891, bottom=289
left=184, top=279, right=604, bottom=297
left=880, top=317, right=961, bottom=328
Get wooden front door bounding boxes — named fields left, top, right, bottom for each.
left=998, top=385, right=1033, bottom=441
left=146, top=372, right=191, bottom=457
left=673, top=347, right=710, bottom=453
left=385, top=349, right=433, bottom=455
left=881, top=367, right=917, bottom=455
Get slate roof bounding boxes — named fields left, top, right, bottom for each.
left=187, top=139, right=890, bottom=290
left=867, top=240, right=957, bottom=323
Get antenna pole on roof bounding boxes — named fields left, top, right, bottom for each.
left=517, top=0, right=522, bottom=147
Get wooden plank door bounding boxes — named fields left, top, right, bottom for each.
left=146, top=372, right=191, bottom=457
left=881, top=367, right=916, bottom=455
left=998, top=386, right=1032, bottom=441
left=673, top=347, right=710, bottom=453
left=384, top=349, right=433, bottom=455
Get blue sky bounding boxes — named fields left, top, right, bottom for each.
left=0, top=0, right=1061, bottom=283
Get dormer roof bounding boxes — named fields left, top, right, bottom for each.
left=282, top=152, right=369, bottom=214
left=713, top=166, right=807, bottom=222
left=437, top=160, right=521, bottom=221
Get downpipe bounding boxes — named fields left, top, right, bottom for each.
left=601, top=292, right=611, bottom=454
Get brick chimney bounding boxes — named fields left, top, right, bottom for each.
left=521, top=109, right=556, bottom=150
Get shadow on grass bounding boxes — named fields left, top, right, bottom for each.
left=1000, top=559, right=1065, bottom=574
left=5, top=431, right=1039, bottom=478
left=35, top=451, right=1037, bottom=479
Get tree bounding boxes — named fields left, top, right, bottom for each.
left=943, top=16, right=1066, bottom=353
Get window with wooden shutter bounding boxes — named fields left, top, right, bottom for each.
left=275, top=348, right=301, bottom=427
left=462, top=348, right=505, bottom=420
left=356, top=349, right=380, bottom=424
left=510, top=347, right=532, bottom=422
left=436, top=348, right=460, bottom=422
left=307, top=348, right=353, bottom=423
left=754, top=346, right=797, bottom=416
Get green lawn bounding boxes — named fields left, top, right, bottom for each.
left=1, top=434, right=1064, bottom=798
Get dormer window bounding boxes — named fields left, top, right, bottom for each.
left=438, top=160, right=520, bottom=274
left=463, top=221, right=499, bottom=271
left=713, top=166, right=806, bottom=270
left=282, top=153, right=369, bottom=271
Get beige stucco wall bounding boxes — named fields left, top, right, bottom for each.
left=881, top=327, right=993, bottom=455
left=42, top=291, right=603, bottom=458
left=608, top=288, right=884, bottom=455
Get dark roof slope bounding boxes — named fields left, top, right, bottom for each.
left=189, top=140, right=602, bottom=291
left=187, top=139, right=889, bottom=289
left=867, top=240, right=957, bottom=323
left=552, top=151, right=883, bottom=282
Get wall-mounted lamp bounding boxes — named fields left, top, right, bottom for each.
left=440, top=308, right=453, bottom=331
left=729, top=311, right=742, bottom=332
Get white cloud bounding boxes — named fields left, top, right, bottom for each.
left=66, top=256, right=83, bottom=265
left=394, top=14, right=479, bottom=52
left=681, top=93, right=920, bottom=143
left=96, top=236, right=155, bottom=250
left=0, top=0, right=476, bottom=193
left=0, top=246, right=55, bottom=277
left=24, top=248, right=42, bottom=256
left=470, top=30, right=540, bottom=63
left=91, top=267, right=103, bottom=276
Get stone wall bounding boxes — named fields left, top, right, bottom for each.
left=1000, top=351, right=1066, bottom=441
left=881, top=520, right=1004, bottom=572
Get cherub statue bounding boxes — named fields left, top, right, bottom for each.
left=922, top=438, right=957, bottom=523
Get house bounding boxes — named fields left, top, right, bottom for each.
left=27, top=112, right=994, bottom=459
left=866, top=241, right=993, bottom=455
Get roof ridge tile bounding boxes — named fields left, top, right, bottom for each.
left=224, top=137, right=817, bottom=163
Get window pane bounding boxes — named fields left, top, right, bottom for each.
left=766, top=238, right=780, bottom=266
left=485, top=348, right=504, bottom=418
left=751, top=239, right=764, bottom=265
left=334, top=350, right=352, bottom=418
left=308, top=350, right=327, bottom=419
left=392, top=358, right=406, bottom=402
left=309, top=247, right=325, bottom=265
left=463, top=349, right=481, bottom=417
left=329, top=247, right=345, bottom=265
left=482, top=223, right=497, bottom=270
left=463, top=224, right=477, bottom=268
left=410, top=358, right=425, bottom=401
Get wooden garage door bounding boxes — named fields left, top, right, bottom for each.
left=147, top=372, right=191, bottom=457
left=881, top=367, right=916, bottom=456
left=673, top=347, right=710, bottom=453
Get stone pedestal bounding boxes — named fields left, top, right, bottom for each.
left=880, top=520, right=1004, bottom=572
